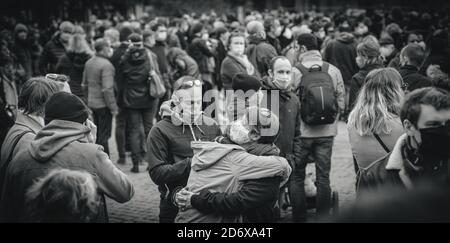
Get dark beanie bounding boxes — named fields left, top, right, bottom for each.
left=297, top=33, right=319, bottom=51
left=44, top=92, right=89, bottom=125
left=119, top=26, right=134, bottom=42
left=232, top=73, right=261, bottom=92
left=191, top=23, right=204, bottom=36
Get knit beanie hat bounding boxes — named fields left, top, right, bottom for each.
left=232, top=73, right=261, bottom=92
left=44, top=92, right=89, bottom=125
left=119, top=26, right=134, bottom=42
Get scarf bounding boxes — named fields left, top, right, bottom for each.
left=228, top=52, right=255, bottom=76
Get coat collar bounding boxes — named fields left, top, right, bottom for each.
left=385, top=134, right=414, bottom=190
left=15, top=111, right=44, bottom=134
left=298, top=50, right=322, bottom=63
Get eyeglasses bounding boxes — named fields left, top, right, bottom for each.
left=45, top=73, right=69, bottom=83
left=173, top=79, right=202, bottom=91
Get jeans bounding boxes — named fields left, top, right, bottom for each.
left=125, top=103, right=158, bottom=164
left=289, top=137, right=334, bottom=222
left=115, top=108, right=127, bottom=159
left=92, top=107, right=112, bottom=156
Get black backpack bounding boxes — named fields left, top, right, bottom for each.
left=296, top=62, right=338, bottom=125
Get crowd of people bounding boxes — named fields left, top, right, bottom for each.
left=1, top=6, right=450, bottom=223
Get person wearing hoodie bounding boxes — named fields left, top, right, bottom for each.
left=82, top=38, right=118, bottom=157
left=323, top=24, right=358, bottom=116
left=147, top=76, right=221, bottom=223
left=11, top=23, right=33, bottom=80
left=175, top=107, right=292, bottom=223
left=349, top=39, right=384, bottom=110
left=167, top=47, right=201, bottom=81
left=292, top=33, right=345, bottom=222
left=245, top=20, right=278, bottom=79
left=39, top=21, right=74, bottom=74
left=120, top=33, right=162, bottom=173
left=0, top=92, right=134, bottom=222
left=56, top=26, right=94, bottom=102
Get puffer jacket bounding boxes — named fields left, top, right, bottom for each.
left=56, top=52, right=92, bottom=99
left=0, top=120, right=134, bottom=222
left=175, top=140, right=291, bottom=223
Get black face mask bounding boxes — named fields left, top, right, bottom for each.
left=415, top=124, right=450, bottom=172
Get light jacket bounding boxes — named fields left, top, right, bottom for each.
left=175, top=141, right=291, bottom=223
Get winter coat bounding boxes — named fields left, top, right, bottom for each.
left=175, top=141, right=291, bottom=223
left=323, top=32, right=359, bottom=86
left=399, top=65, right=432, bottom=92
left=151, top=41, right=171, bottom=86
left=147, top=101, right=222, bottom=206
left=188, top=37, right=214, bottom=74
left=0, top=120, right=134, bottom=222
left=0, top=71, right=18, bottom=144
left=12, top=38, right=33, bottom=79
left=39, top=33, right=67, bottom=74
left=82, top=54, right=118, bottom=113
left=167, top=47, right=201, bottom=81
left=120, top=47, right=157, bottom=109
left=246, top=37, right=277, bottom=79
left=220, top=54, right=256, bottom=91
left=56, top=52, right=92, bottom=99
left=349, top=63, right=384, bottom=109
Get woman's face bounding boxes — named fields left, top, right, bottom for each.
left=229, top=36, right=245, bottom=56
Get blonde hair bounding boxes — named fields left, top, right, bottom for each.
left=26, top=168, right=100, bottom=222
left=348, top=68, right=404, bottom=136
left=67, top=28, right=93, bottom=55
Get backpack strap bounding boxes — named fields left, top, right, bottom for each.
left=296, top=63, right=310, bottom=75
left=321, top=62, right=330, bottom=73
left=0, top=130, right=33, bottom=182
left=373, top=133, right=390, bottom=153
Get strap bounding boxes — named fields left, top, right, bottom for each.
left=0, top=130, right=32, bottom=185
left=373, top=133, right=390, bottom=153
left=321, top=62, right=330, bottom=73
left=296, top=63, right=309, bottom=75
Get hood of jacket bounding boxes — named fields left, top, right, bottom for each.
left=29, top=120, right=91, bottom=163
left=123, top=46, right=147, bottom=65
left=67, top=52, right=91, bottom=71
left=337, top=32, right=356, bottom=44
left=190, top=141, right=244, bottom=172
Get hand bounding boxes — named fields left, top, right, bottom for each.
left=111, top=110, right=119, bottom=117
left=85, top=119, right=97, bottom=143
left=175, top=188, right=198, bottom=211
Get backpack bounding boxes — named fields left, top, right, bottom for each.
left=296, top=62, right=338, bottom=125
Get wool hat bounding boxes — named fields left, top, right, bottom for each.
left=297, top=33, right=319, bottom=51
left=44, top=92, right=89, bottom=125
left=232, top=73, right=261, bottom=93
left=191, top=23, right=204, bottom=36
left=14, top=23, right=28, bottom=34
left=119, top=26, right=134, bottom=42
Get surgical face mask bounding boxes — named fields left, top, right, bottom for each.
left=356, top=56, right=366, bottom=68
left=202, top=32, right=209, bottom=40
left=229, top=120, right=251, bottom=144
left=380, top=46, right=394, bottom=58
left=271, top=68, right=292, bottom=90
left=355, top=25, right=368, bottom=36
left=275, top=26, right=283, bottom=37
left=316, top=29, right=326, bottom=40
left=157, top=31, right=167, bottom=41
left=415, top=124, right=450, bottom=171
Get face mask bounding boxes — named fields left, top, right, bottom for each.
left=231, top=44, right=245, bottom=56
left=316, top=30, right=326, bottom=40
left=380, top=47, right=393, bottom=58
left=415, top=124, right=450, bottom=172
left=202, top=33, right=209, bottom=40
left=356, top=56, right=365, bottom=68
left=229, top=120, right=251, bottom=144
left=273, top=76, right=291, bottom=90
left=157, top=32, right=167, bottom=41
left=275, top=26, right=283, bottom=37
left=418, top=41, right=426, bottom=50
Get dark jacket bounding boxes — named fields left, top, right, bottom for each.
left=110, top=43, right=129, bottom=107
left=246, top=37, right=277, bottom=79
left=39, top=33, right=67, bottom=74
left=214, top=40, right=227, bottom=89
left=151, top=41, right=171, bottom=85
left=147, top=102, right=221, bottom=205
left=266, top=33, right=282, bottom=55
left=120, top=47, right=154, bottom=109
left=260, top=77, right=302, bottom=160
left=191, top=177, right=282, bottom=223
left=399, top=65, right=432, bottom=92
left=220, top=54, right=253, bottom=91
left=56, top=52, right=92, bottom=99
left=12, top=38, right=33, bottom=80
left=188, top=37, right=214, bottom=74
left=0, top=120, right=134, bottom=222
left=167, top=47, right=201, bottom=81
left=349, top=63, right=384, bottom=109
left=323, top=32, right=358, bottom=86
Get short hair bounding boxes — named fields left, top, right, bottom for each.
left=227, top=31, right=245, bottom=48
left=151, top=23, right=166, bottom=32
left=245, top=106, right=280, bottom=144
left=94, top=38, right=109, bottom=53
left=296, top=33, right=319, bottom=51
left=269, top=56, right=291, bottom=71
left=400, top=87, right=450, bottom=126
left=26, top=169, right=100, bottom=223
left=104, top=28, right=120, bottom=44
left=18, top=77, right=62, bottom=116
left=401, top=43, right=426, bottom=67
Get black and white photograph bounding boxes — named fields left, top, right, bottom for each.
left=1, top=0, right=450, bottom=231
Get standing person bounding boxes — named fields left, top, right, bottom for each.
left=82, top=38, right=118, bottom=156
left=398, top=44, right=432, bottom=92
left=56, top=26, right=94, bottom=102
left=213, top=26, right=229, bottom=90
left=348, top=40, right=384, bottom=110
left=323, top=24, right=358, bottom=118
left=264, top=17, right=282, bottom=55
left=357, top=87, right=450, bottom=194
left=220, top=31, right=255, bottom=91
left=150, top=23, right=171, bottom=89
left=147, top=76, right=221, bottom=223
left=348, top=68, right=405, bottom=175
left=379, top=36, right=398, bottom=67
left=245, top=20, right=277, bottom=79
left=11, top=24, right=33, bottom=80
left=167, top=47, right=201, bottom=81
left=39, top=21, right=75, bottom=74
left=120, top=33, right=161, bottom=173
left=290, top=33, right=345, bottom=222
left=0, top=92, right=134, bottom=222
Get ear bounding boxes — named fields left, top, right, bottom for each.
left=403, top=119, right=416, bottom=136
left=249, top=127, right=261, bottom=142
left=268, top=69, right=274, bottom=78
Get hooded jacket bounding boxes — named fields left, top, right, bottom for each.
left=39, top=33, right=67, bottom=74
left=246, top=36, right=278, bottom=79
left=0, top=120, right=134, bottom=222
left=323, top=32, right=358, bottom=85
left=147, top=101, right=222, bottom=204
left=399, top=65, right=432, bottom=92
left=175, top=140, right=292, bottom=223
left=56, top=52, right=92, bottom=99
left=349, top=63, right=384, bottom=109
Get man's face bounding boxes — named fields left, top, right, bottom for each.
left=155, top=26, right=168, bottom=41
left=405, top=105, right=450, bottom=146
left=17, top=31, right=27, bottom=40
left=175, top=86, right=203, bottom=123
left=270, top=59, right=292, bottom=90
left=145, top=35, right=156, bottom=47
left=60, top=29, right=73, bottom=43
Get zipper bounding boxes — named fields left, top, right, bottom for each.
left=320, top=87, right=325, bottom=110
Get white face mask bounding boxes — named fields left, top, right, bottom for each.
left=356, top=56, right=366, bottom=69
left=229, top=120, right=251, bottom=144
left=380, top=46, right=393, bottom=58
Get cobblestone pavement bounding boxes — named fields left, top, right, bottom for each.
left=106, top=121, right=355, bottom=223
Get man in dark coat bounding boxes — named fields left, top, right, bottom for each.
left=39, top=21, right=74, bottom=74
left=398, top=44, right=432, bottom=92
left=11, top=24, right=33, bottom=80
